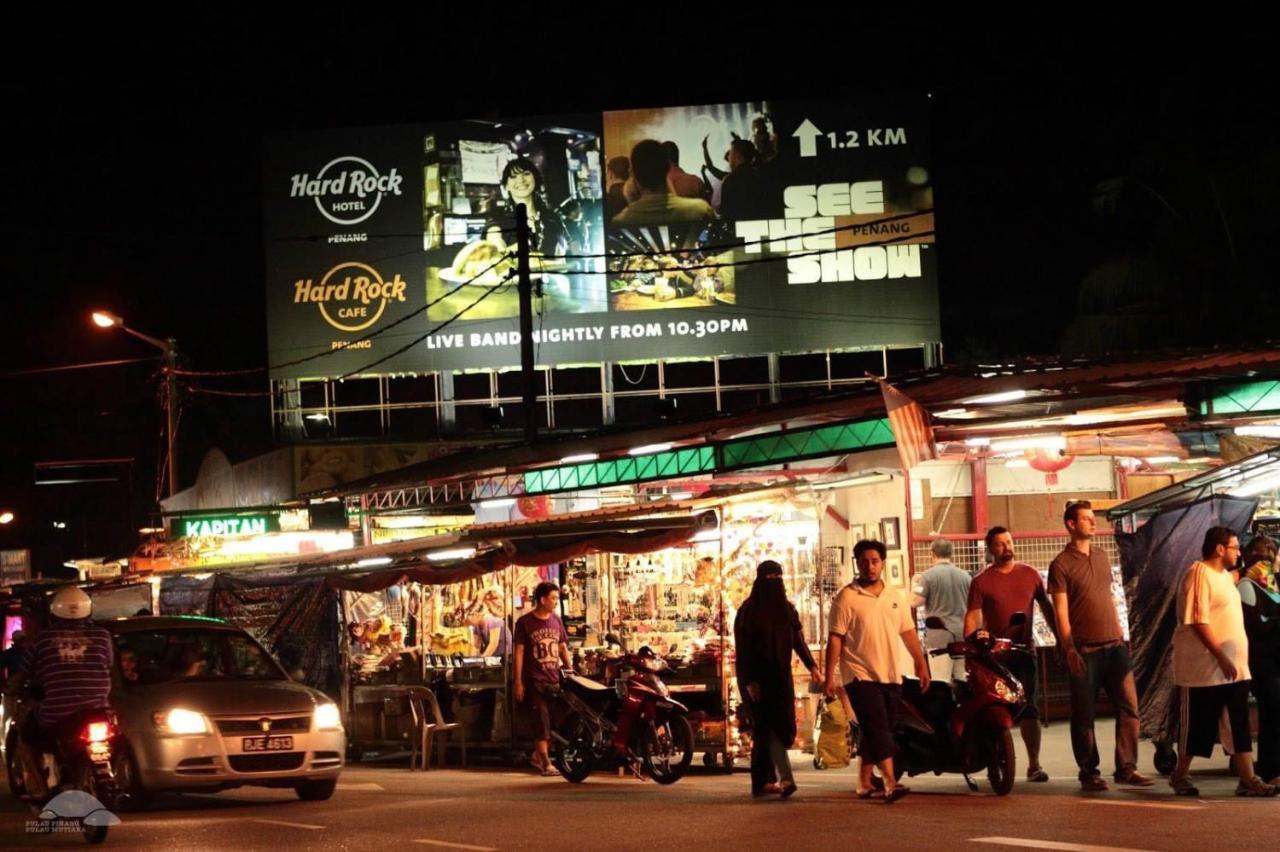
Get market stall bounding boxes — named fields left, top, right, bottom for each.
left=556, top=489, right=829, bottom=766
left=326, top=509, right=716, bottom=762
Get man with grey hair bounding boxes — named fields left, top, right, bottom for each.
left=911, top=538, right=971, bottom=685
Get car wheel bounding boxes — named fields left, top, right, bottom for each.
left=111, top=744, right=151, bottom=811
left=295, top=778, right=337, bottom=801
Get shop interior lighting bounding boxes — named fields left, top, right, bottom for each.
left=990, top=435, right=1066, bottom=454
left=1230, top=470, right=1280, bottom=498
left=1145, top=456, right=1182, bottom=464
left=669, top=491, right=693, bottom=500
left=478, top=498, right=515, bottom=509
left=1234, top=425, right=1280, bottom=439
left=628, top=443, right=673, bottom=456
left=932, top=408, right=972, bottom=419
left=304, top=413, right=330, bottom=422
left=356, top=557, right=393, bottom=567
left=963, top=437, right=992, bottom=447
left=559, top=453, right=599, bottom=464
left=427, top=547, right=477, bottom=562
left=966, top=389, right=1028, bottom=405
left=1004, top=459, right=1031, bottom=469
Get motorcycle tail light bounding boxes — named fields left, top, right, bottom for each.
left=84, top=721, right=111, bottom=743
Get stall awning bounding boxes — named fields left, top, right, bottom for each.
left=1107, top=445, right=1280, bottom=523
left=326, top=510, right=717, bottom=592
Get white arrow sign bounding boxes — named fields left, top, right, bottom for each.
left=793, top=118, right=822, bottom=158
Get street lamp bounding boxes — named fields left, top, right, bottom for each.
left=91, top=310, right=180, bottom=498
left=0, top=511, right=14, bottom=525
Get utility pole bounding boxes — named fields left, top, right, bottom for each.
left=515, top=203, right=537, bottom=445
left=164, top=339, right=179, bottom=497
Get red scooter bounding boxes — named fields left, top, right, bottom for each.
left=871, top=615, right=1030, bottom=795
left=551, top=634, right=695, bottom=784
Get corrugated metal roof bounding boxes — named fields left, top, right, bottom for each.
left=318, top=347, right=1280, bottom=500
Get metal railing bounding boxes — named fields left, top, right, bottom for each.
left=911, top=531, right=1119, bottom=578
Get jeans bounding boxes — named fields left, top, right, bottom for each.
left=1067, top=643, right=1141, bottom=779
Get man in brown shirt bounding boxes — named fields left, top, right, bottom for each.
left=1049, top=500, right=1153, bottom=790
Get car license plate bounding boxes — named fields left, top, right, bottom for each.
left=242, top=735, right=293, bottom=752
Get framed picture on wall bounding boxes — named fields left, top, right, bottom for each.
left=880, top=517, right=901, bottom=550
left=851, top=524, right=866, bottom=543
left=886, top=553, right=905, bottom=588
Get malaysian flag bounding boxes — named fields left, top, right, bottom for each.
left=880, top=381, right=937, bottom=471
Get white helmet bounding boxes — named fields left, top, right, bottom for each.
left=51, top=587, right=93, bottom=620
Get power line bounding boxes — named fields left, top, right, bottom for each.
left=174, top=252, right=515, bottom=378
left=179, top=226, right=934, bottom=377
left=336, top=275, right=517, bottom=380
left=180, top=274, right=519, bottom=393
left=550, top=209, right=934, bottom=261
left=0, top=356, right=159, bottom=378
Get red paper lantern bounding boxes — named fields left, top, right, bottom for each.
left=1026, top=449, right=1074, bottom=485
left=516, top=495, right=550, bottom=519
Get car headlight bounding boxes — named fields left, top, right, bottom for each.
left=314, top=702, right=343, bottom=731
left=153, top=708, right=210, bottom=735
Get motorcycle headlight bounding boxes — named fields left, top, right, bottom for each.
left=314, top=702, right=343, bottom=731
left=153, top=708, right=210, bottom=735
left=993, top=679, right=1023, bottom=704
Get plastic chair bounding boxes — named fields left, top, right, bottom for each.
left=405, top=688, right=435, bottom=771
left=407, top=688, right=466, bottom=769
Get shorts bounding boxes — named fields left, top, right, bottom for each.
left=1180, top=682, right=1252, bottom=759
left=996, top=650, right=1040, bottom=721
left=845, top=680, right=900, bottom=764
left=524, top=681, right=560, bottom=741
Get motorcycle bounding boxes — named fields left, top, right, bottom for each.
left=878, top=615, right=1030, bottom=796
left=5, top=687, right=121, bottom=844
left=551, top=633, right=695, bottom=784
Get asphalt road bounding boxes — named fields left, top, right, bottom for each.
left=2, top=729, right=1275, bottom=851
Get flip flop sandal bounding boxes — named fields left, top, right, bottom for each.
left=884, top=785, right=911, bottom=804
left=854, top=788, right=884, bottom=799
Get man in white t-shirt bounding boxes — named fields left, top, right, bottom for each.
left=1170, top=526, right=1277, bottom=797
left=824, top=539, right=930, bottom=803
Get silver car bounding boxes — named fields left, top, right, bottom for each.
left=105, top=616, right=344, bottom=803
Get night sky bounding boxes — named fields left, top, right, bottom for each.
left=3, top=14, right=1276, bottom=569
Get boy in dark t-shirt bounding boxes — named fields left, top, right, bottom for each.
left=514, top=581, right=572, bottom=776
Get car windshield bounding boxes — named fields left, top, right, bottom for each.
left=114, top=627, right=286, bottom=687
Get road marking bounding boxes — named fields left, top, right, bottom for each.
left=1081, top=798, right=1204, bottom=812
left=970, top=838, right=1154, bottom=852
left=252, top=819, right=325, bottom=830
left=337, top=782, right=385, bottom=790
left=413, top=840, right=498, bottom=851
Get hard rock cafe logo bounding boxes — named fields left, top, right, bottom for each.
left=289, top=155, right=403, bottom=226
left=294, top=261, right=407, bottom=333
